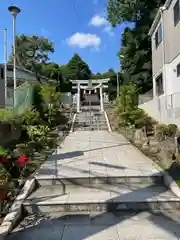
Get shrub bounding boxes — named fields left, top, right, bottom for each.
left=119, top=108, right=155, bottom=129
left=0, top=108, right=21, bottom=125
left=119, top=84, right=138, bottom=112
left=26, top=125, right=50, bottom=149
left=167, top=124, right=178, bottom=137
left=155, top=124, right=169, bottom=140
left=39, top=84, right=60, bottom=105
left=42, top=104, right=60, bottom=126
left=23, top=108, right=41, bottom=125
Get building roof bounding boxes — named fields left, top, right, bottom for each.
left=148, top=0, right=172, bottom=36
left=0, top=63, right=48, bottom=80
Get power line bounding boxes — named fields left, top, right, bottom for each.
left=70, top=0, right=81, bottom=20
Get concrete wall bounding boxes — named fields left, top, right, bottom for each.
left=151, top=22, right=164, bottom=76
left=139, top=92, right=180, bottom=127
left=165, top=54, right=180, bottom=94
left=164, top=0, right=180, bottom=63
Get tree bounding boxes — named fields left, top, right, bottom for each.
left=40, top=62, right=59, bottom=79
left=9, top=35, right=54, bottom=82
left=107, top=0, right=165, bottom=93
left=67, top=53, right=91, bottom=80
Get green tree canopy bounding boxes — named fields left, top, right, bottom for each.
left=9, top=35, right=54, bottom=82
left=107, top=0, right=165, bottom=93
left=67, top=53, right=91, bottom=80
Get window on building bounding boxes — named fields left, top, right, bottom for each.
left=174, top=0, right=180, bottom=26
left=177, top=63, right=180, bottom=77
left=156, top=73, right=164, bottom=96
left=155, top=24, right=162, bottom=48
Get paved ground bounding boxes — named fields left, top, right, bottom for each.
left=36, top=131, right=161, bottom=180
left=8, top=212, right=180, bottom=239
left=7, top=130, right=180, bottom=239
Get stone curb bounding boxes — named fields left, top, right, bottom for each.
left=163, top=172, right=180, bottom=198
left=104, top=111, right=112, bottom=132
left=0, top=178, right=36, bottom=239
left=70, top=113, right=77, bottom=133
left=152, top=163, right=180, bottom=198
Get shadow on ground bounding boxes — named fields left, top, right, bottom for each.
left=7, top=178, right=180, bottom=239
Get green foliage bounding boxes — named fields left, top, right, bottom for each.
left=67, top=53, right=91, bottom=80
left=107, top=0, right=165, bottom=93
left=0, top=108, right=21, bottom=125
left=23, top=108, right=41, bottom=125
left=155, top=124, right=178, bottom=140
left=0, top=108, right=13, bottom=123
left=43, top=104, right=60, bottom=126
left=9, top=35, right=54, bottom=81
left=155, top=124, right=169, bottom=140
left=26, top=125, right=50, bottom=148
left=0, top=146, right=10, bottom=158
left=167, top=124, right=178, bottom=137
left=119, top=84, right=138, bottom=112
left=119, top=108, right=154, bottom=129
left=39, top=83, right=60, bottom=105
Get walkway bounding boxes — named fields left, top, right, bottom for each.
left=8, top=130, right=180, bottom=240
left=36, top=131, right=161, bottom=180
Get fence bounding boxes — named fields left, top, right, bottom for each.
left=139, top=92, right=180, bottom=126
left=6, top=82, right=34, bottom=115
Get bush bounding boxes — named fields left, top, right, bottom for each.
left=167, top=124, right=178, bottom=137
left=42, top=104, right=60, bottom=126
left=0, top=108, right=21, bottom=125
left=26, top=125, right=51, bottom=149
left=119, top=84, right=138, bottom=112
left=119, top=108, right=155, bottom=129
left=23, top=108, right=41, bottom=125
left=155, top=124, right=169, bottom=140
left=39, top=84, right=60, bottom=105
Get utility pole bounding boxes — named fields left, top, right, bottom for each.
left=4, top=29, right=7, bottom=104
left=116, top=71, right=119, bottom=99
left=8, top=6, right=21, bottom=108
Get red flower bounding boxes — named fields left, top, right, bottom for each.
left=0, top=157, right=9, bottom=164
left=16, top=155, right=31, bottom=167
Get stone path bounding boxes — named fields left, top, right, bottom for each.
left=7, top=130, right=180, bottom=239
left=35, top=131, right=161, bottom=180
left=8, top=212, right=180, bottom=239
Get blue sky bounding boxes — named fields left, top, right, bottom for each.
left=0, top=0, right=131, bottom=73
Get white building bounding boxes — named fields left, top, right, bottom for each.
left=139, top=0, right=180, bottom=126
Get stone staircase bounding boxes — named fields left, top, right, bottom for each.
left=23, top=172, right=180, bottom=215
left=73, top=111, right=108, bottom=131
left=7, top=130, right=180, bottom=239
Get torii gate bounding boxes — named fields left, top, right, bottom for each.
left=71, top=79, right=109, bottom=112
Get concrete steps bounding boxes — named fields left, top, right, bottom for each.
left=35, top=173, right=163, bottom=186
left=8, top=211, right=180, bottom=240
left=23, top=183, right=180, bottom=214
left=73, top=111, right=108, bottom=131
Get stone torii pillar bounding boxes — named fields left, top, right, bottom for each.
left=77, top=83, right=80, bottom=112
left=100, top=83, right=104, bottom=111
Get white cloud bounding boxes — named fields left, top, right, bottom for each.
left=103, top=25, right=114, bottom=36
left=66, top=32, right=101, bottom=49
left=89, top=15, right=114, bottom=36
left=89, top=15, right=108, bottom=27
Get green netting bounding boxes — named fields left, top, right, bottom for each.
left=6, top=82, right=34, bottom=115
